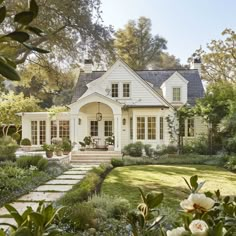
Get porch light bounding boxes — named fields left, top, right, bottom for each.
left=96, top=102, right=102, bottom=121
left=78, top=118, right=81, bottom=125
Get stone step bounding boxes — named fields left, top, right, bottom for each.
left=72, top=151, right=121, bottom=155
left=70, top=159, right=111, bottom=164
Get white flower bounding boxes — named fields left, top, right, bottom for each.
left=189, top=220, right=208, bottom=236
left=167, top=227, right=187, bottom=236
left=180, top=193, right=215, bottom=212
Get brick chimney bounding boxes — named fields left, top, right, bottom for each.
left=84, top=59, right=93, bottom=73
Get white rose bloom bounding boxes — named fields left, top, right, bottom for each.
left=167, top=227, right=187, bottom=236
left=180, top=193, right=215, bottom=212
left=189, top=220, right=208, bottom=236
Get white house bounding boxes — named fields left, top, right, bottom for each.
left=20, top=59, right=207, bottom=152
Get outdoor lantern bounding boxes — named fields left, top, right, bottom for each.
left=78, top=118, right=81, bottom=125
left=96, top=102, right=102, bottom=121
left=123, top=118, right=126, bottom=125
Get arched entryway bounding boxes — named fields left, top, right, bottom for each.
left=69, top=93, right=122, bottom=151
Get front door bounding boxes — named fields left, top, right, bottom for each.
left=89, top=120, right=113, bottom=146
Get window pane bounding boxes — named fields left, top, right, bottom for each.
left=112, top=83, right=118, bottom=97
left=104, top=121, right=112, bottom=136
left=123, top=83, right=130, bottom=97
left=59, top=120, right=70, bottom=139
left=90, top=121, right=98, bottom=136
left=137, top=117, right=145, bottom=140
left=130, top=117, right=133, bottom=139
left=173, top=88, right=181, bottom=101
left=51, top=121, right=57, bottom=141
left=39, top=121, right=46, bottom=145
left=31, top=121, right=37, bottom=145
left=160, top=117, right=164, bottom=140
left=187, top=118, right=194, bottom=137
left=148, top=117, right=156, bottom=140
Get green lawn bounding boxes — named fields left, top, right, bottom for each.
left=101, top=165, right=236, bottom=208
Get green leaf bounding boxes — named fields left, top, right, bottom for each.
left=0, top=229, right=6, bottom=236
left=213, top=221, right=224, bottom=236
left=14, top=227, right=33, bottom=236
left=14, top=11, right=34, bottom=25
left=138, top=187, right=147, bottom=204
left=146, top=191, right=164, bottom=209
left=30, top=212, right=44, bottom=227
left=6, top=31, right=29, bottom=43
left=0, top=0, right=4, bottom=4
left=0, top=6, right=6, bottom=24
left=0, top=59, right=20, bottom=81
left=30, top=0, right=38, bottom=18
left=27, top=26, right=43, bottom=36
left=182, top=177, right=192, bottom=191
left=22, top=43, right=50, bottom=53
left=190, top=175, right=198, bottom=190
left=223, top=196, right=230, bottom=204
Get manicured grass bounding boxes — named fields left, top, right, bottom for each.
left=102, top=165, right=236, bottom=208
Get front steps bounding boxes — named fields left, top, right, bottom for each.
left=71, top=151, right=122, bottom=164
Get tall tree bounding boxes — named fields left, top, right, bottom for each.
left=193, top=29, right=236, bottom=83
left=114, top=17, right=168, bottom=70
left=0, top=92, right=41, bottom=136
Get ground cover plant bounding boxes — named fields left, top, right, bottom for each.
left=102, top=165, right=236, bottom=209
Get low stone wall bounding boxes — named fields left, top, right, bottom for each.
left=47, top=155, right=70, bottom=165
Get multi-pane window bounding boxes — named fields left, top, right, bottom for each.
left=31, top=121, right=37, bottom=145
left=50, top=121, right=57, bottom=141
left=39, top=121, right=46, bottom=145
left=160, top=117, right=164, bottom=140
left=173, top=87, right=181, bottom=101
left=90, top=121, right=98, bottom=136
left=59, top=120, right=70, bottom=139
left=130, top=117, right=133, bottom=139
left=111, top=83, right=119, bottom=97
left=148, top=117, right=156, bottom=140
left=137, top=117, right=145, bottom=140
left=104, top=121, right=112, bottom=136
left=187, top=118, right=194, bottom=137
left=123, top=83, right=130, bottom=97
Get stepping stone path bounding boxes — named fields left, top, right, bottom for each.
left=0, top=164, right=98, bottom=229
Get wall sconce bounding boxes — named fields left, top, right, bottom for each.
left=122, top=118, right=126, bottom=125
left=78, top=118, right=81, bottom=125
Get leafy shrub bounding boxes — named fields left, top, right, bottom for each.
left=0, top=136, right=18, bottom=162
left=16, top=155, right=48, bottom=171
left=111, top=158, right=124, bottom=167
left=123, top=141, right=144, bottom=157
left=45, top=162, right=70, bottom=176
left=11, top=132, right=21, bottom=143
left=224, top=136, right=236, bottom=154
left=224, top=156, right=236, bottom=171
left=144, top=144, right=154, bottom=157
left=62, top=139, right=72, bottom=152
left=20, top=138, right=31, bottom=146
left=155, top=144, right=177, bottom=156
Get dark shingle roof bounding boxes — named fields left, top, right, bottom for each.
left=71, top=69, right=204, bottom=105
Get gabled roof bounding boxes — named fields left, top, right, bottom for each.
left=72, top=67, right=204, bottom=106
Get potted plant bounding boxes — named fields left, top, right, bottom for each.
left=83, top=136, right=92, bottom=148
left=105, top=135, right=115, bottom=151
left=54, top=144, right=63, bottom=156
left=62, top=139, right=72, bottom=155
left=42, top=144, right=54, bottom=158
left=79, top=141, right=86, bottom=151
left=20, top=138, right=31, bottom=152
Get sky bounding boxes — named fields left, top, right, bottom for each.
left=100, top=0, right=236, bottom=64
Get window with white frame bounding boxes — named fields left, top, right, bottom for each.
left=31, top=121, right=38, bottom=145
left=130, top=117, right=133, bottom=139
left=104, top=121, right=112, bottom=136
left=59, top=120, right=70, bottom=139
left=187, top=118, right=194, bottom=137
left=50, top=121, right=57, bottom=141
left=111, top=83, right=119, bottom=97
left=137, top=117, right=145, bottom=140
left=148, top=117, right=156, bottom=140
left=123, top=83, right=130, bottom=97
left=39, top=121, right=46, bottom=144
left=173, top=87, right=181, bottom=101
left=160, top=117, right=164, bottom=140
left=90, top=121, right=98, bottom=136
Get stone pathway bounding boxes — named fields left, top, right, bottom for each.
left=0, top=164, right=98, bottom=229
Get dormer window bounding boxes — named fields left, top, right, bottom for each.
left=173, top=87, right=181, bottom=102
left=123, top=83, right=130, bottom=97
left=111, top=83, right=118, bottom=97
